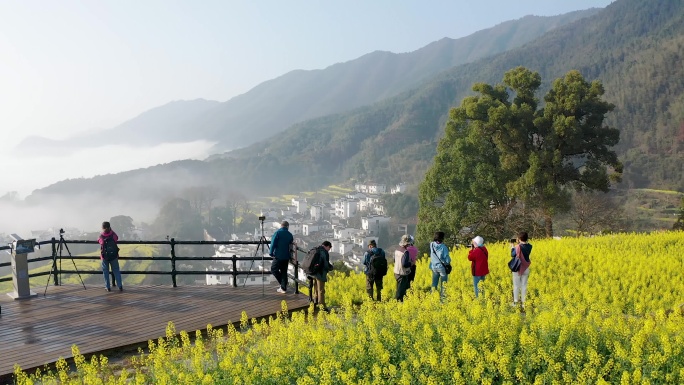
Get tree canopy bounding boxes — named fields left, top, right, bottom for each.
left=151, top=198, right=204, bottom=240
left=109, top=215, right=135, bottom=239
left=674, top=198, right=684, bottom=231
left=382, top=193, right=419, bottom=220
left=417, top=67, right=621, bottom=246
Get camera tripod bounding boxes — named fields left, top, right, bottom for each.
left=44, top=230, right=86, bottom=296
left=242, top=217, right=270, bottom=296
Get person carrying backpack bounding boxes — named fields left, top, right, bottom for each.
left=429, top=231, right=450, bottom=300
left=309, top=241, right=333, bottom=311
left=405, top=235, right=419, bottom=288
left=98, top=221, right=123, bottom=292
left=363, top=240, right=387, bottom=301
left=511, top=231, right=533, bottom=308
left=394, top=236, right=413, bottom=301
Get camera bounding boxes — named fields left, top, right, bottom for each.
left=258, top=215, right=266, bottom=221
left=59, top=228, right=65, bottom=235
left=509, top=238, right=517, bottom=244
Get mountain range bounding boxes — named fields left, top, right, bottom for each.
left=27, top=0, right=684, bottom=207
left=18, top=9, right=597, bottom=154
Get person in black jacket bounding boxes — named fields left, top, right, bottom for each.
left=310, top=241, right=334, bottom=311
left=363, top=240, right=386, bottom=301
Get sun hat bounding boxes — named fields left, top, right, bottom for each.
left=472, top=236, right=484, bottom=247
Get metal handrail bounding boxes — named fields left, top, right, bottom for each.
left=0, top=238, right=311, bottom=294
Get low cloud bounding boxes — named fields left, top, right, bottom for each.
left=0, top=140, right=217, bottom=235
left=0, top=194, right=160, bottom=237
left=1, top=140, right=216, bottom=197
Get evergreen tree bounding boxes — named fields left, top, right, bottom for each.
left=674, top=198, right=684, bottom=231
left=109, top=215, right=135, bottom=239
left=418, top=67, right=621, bottom=245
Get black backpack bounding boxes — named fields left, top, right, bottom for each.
left=301, top=247, right=323, bottom=275
left=368, top=248, right=387, bottom=277
left=101, top=235, right=119, bottom=261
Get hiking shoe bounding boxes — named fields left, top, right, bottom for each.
left=276, top=288, right=287, bottom=294
left=106, top=287, right=111, bottom=292
left=119, top=287, right=124, bottom=292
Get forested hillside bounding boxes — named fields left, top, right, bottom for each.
left=196, top=10, right=599, bottom=151
left=17, top=10, right=596, bottom=155
left=29, top=0, right=683, bottom=203
left=223, top=0, right=683, bottom=191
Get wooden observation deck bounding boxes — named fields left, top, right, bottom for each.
left=0, top=284, right=310, bottom=381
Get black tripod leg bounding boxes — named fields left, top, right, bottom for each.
left=43, top=253, right=58, bottom=296
left=243, top=241, right=259, bottom=288
left=61, top=240, right=87, bottom=290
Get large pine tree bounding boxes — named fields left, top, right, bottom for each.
left=417, top=67, right=621, bottom=245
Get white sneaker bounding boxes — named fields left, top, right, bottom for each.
left=276, top=288, right=286, bottom=294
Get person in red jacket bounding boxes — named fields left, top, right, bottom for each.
left=467, top=235, right=489, bottom=297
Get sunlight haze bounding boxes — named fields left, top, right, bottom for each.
left=0, top=0, right=612, bottom=196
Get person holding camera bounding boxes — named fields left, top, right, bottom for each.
left=98, top=221, right=123, bottom=292
left=405, top=235, right=419, bottom=288
left=511, top=232, right=533, bottom=307
left=393, top=235, right=413, bottom=301
left=270, top=221, right=294, bottom=294
left=467, top=236, right=489, bottom=298
left=429, top=231, right=450, bottom=299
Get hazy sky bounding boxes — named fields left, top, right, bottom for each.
left=0, top=0, right=613, bottom=196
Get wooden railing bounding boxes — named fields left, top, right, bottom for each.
left=0, top=238, right=311, bottom=297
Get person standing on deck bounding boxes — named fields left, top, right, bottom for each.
left=99, top=221, right=123, bottom=292
left=270, top=221, right=294, bottom=294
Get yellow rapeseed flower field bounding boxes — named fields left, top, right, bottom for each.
left=14, top=232, right=684, bottom=384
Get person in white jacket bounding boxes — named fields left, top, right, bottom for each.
left=393, top=235, right=413, bottom=301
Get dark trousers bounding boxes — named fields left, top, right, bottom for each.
left=407, top=265, right=417, bottom=288
left=271, top=259, right=289, bottom=290
left=394, top=273, right=410, bottom=301
left=366, top=275, right=383, bottom=301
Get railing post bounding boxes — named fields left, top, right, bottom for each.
left=170, top=238, right=177, bottom=287
left=7, top=235, right=37, bottom=299
left=51, top=237, right=59, bottom=286
left=309, top=277, right=314, bottom=304
left=231, top=255, right=238, bottom=288
left=294, top=259, right=300, bottom=294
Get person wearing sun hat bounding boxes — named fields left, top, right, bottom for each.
left=467, top=235, right=489, bottom=298
left=404, top=235, right=419, bottom=288
left=393, top=235, right=413, bottom=301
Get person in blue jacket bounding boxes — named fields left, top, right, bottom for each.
left=270, top=221, right=294, bottom=293
left=429, top=231, right=451, bottom=300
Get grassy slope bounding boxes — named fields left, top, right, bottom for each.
left=0, top=244, right=161, bottom=293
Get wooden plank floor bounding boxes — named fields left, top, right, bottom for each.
left=0, top=284, right=310, bottom=379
